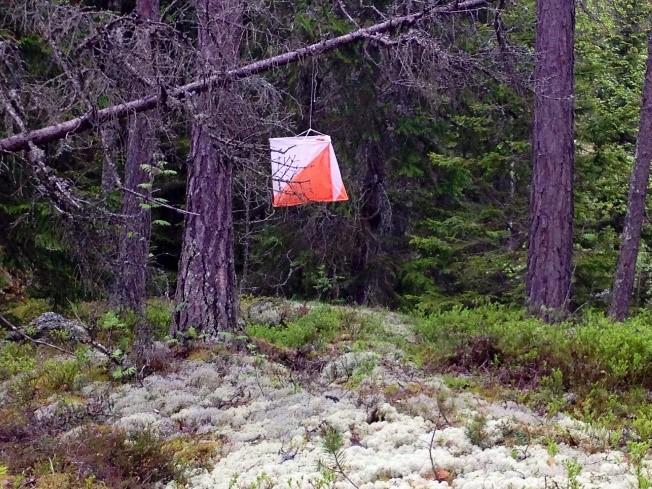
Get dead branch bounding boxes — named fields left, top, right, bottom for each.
left=0, top=312, right=76, bottom=357
left=0, top=0, right=490, bottom=153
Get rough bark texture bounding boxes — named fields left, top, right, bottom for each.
left=0, top=0, right=489, bottom=153
left=352, top=141, right=392, bottom=305
left=111, top=0, right=159, bottom=312
left=526, top=0, right=575, bottom=321
left=609, top=34, right=652, bottom=321
left=100, top=123, right=121, bottom=194
left=113, top=116, right=157, bottom=310
left=171, top=0, right=241, bottom=336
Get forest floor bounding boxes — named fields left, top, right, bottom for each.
left=1, top=300, right=650, bottom=488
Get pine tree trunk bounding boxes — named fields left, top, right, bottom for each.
left=111, top=0, right=159, bottom=312
left=609, top=34, right=652, bottom=321
left=100, top=123, right=120, bottom=194
left=526, top=0, right=575, bottom=321
left=113, top=116, right=156, bottom=311
left=171, top=0, right=241, bottom=337
left=353, top=141, right=391, bottom=305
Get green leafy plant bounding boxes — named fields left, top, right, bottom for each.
left=546, top=438, right=559, bottom=460
left=564, top=459, right=583, bottom=489
left=465, top=414, right=491, bottom=448
left=628, top=441, right=651, bottom=489
left=246, top=306, right=343, bottom=349
left=111, top=366, right=136, bottom=381
left=0, top=342, right=35, bottom=380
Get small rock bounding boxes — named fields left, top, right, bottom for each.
left=35, top=401, right=62, bottom=423
left=247, top=300, right=283, bottom=325
left=28, top=312, right=90, bottom=341
left=321, top=351, right=377, bottom=383
left=563, top=392, right=578, bottom=404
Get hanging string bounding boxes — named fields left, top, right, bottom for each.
left=308, top=56, right=317, bottom=130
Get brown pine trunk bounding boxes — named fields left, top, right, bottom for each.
left=609, top=34, right=652, bottom=321
left=112, top=0, right=159, bottom=312
left=171, top=0, right=242, bottom=337
left=352, top=141, right=391, bottom=305
left=113, top=116, right=156, bottom=311
left=100, top=123, right=120, bottom=194
left=526, top=0, right=575, bottom=321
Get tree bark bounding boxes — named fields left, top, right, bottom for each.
left=526, top=0, right=575, bottom=321
left=171, top=0, right=241, bottom=336
left=112, top=115, right=157, bottom=310
left=352, top=141, right=391, bottom=305
left=609, top=34, right=652, bottom=321
left=100, top=123, right=121, bottom=194
left=111, top=0, right=159, bottom=312
left=0, top=0, right=489, bottom=154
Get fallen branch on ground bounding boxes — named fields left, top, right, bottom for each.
left=0, top=312, right=76, bottom=357
left=0, top=312, right=121, bottom=365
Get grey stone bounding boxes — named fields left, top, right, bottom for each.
left=321, top=351, right=377, bottom=383
left=28, top=312, right=90, bottom=341
left=247, top=300, right=283, bottom=325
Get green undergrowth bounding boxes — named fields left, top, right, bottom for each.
left=67, top=298, right=173, bottom=350
left=413, top=304, right=652, bottom=441
left=245, top=303, right=387, bottom=350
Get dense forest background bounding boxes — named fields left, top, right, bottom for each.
left=1, top=0, right=651, bottom=315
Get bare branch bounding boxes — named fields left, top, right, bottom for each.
left=0, top=312, right=76, bottom=357
left=0, top=0, right=490, bottom=153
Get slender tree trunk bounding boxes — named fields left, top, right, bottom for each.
left=112, top=0, right=159, bottom=311
left=171, top=0, right=242, bottom=337
left=609, top=34, right=652, bottom=321
left=352, top=141, right=391, bottom=305
left=100, top=123, right=121, bottom=194
left=113, top=116, right=156, bottom=310
left=526, top=0, right=575, bottom=321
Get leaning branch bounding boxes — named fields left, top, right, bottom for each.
left=0, top=311, right=121, bottom=365
left=0, top=0, right=489, bottom=153
left=0, top=312, right=76, bottom=357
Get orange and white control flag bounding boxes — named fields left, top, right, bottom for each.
left=270, top=135, right=349, bottom=207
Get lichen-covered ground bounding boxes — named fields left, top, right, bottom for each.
left=97, top=309, right=649, bottom=489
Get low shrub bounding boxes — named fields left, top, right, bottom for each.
left=65, top=425, right=182, bottom=487
left=246, top=306, right=343, bottom=348
left=414, top=305, right=652, bottom=390
left=0, top=342, right=35, bottom=380
left=35, top=358, right=83, bottom=392
left=415, top=304, right=652, bottom=439
left=3, top=298, right=52, bottom=324
left=5, top=424, right=182, bottom=489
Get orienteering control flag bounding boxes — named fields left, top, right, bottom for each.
left=269, top=135, right=349, bottom=207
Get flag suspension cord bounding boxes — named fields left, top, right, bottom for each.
left=296, top=58, right=324, bottom=138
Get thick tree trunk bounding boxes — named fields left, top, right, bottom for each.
left=526, top=0, right=575, bottom=321
left=609, top=34, right=652, bottom=321
left=171, top=0, right=241, bottom=336
left=111, top=0, right=159, bottom=312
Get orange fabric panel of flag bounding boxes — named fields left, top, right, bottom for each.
left=269, top=135, right=349, bottom=207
